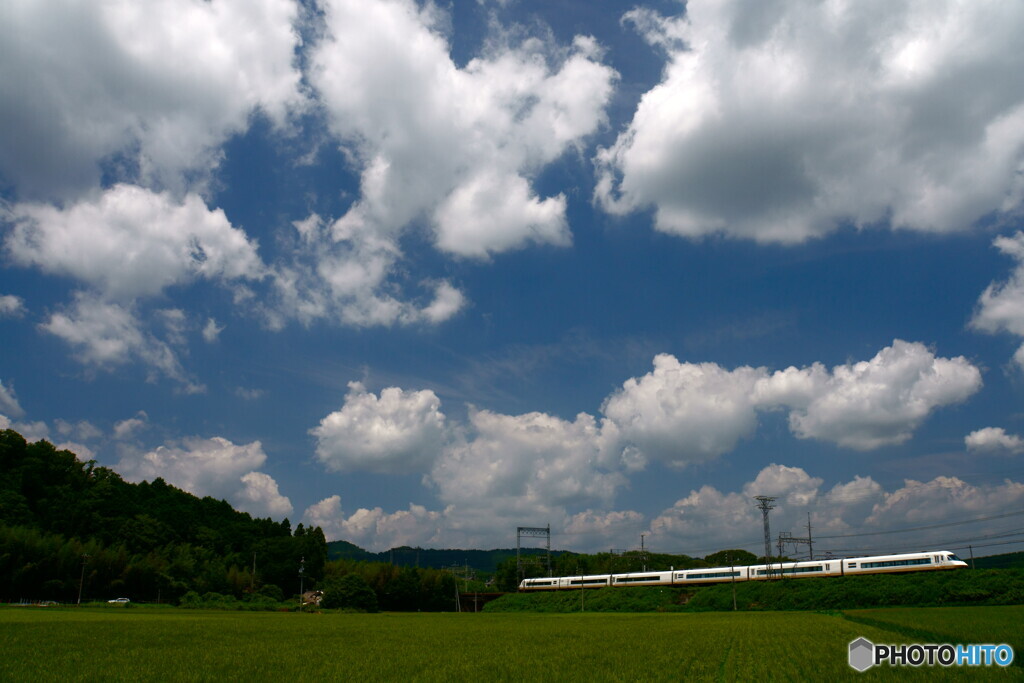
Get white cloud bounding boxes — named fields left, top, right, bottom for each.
left=757, top=340, right=982, bottom=450
left=972, top=232, right=1024, bottom=368
left=564, top=509, right=645, bottom=550
left=864, top=476, right=1024, bottom=530
left=40, top=292, right=204, bottom=393
left=311, top=382, right=448, bottom=474
left=596, top=0, right=1024, bottom=242
left=235, top=387, right=265, bottom=401
left=113, top=411, right=148, bottom=440
left=601, top=354, right=767, bottom=466
left=0, top=294, right=25, bottom=318
left=7, top=185, right=264, bottom=301
left=54, top=441, right=96, bottom=461
left=311, top=2, right=615, bottom=258
left=235, top=471, right=294, bottom=518
left=0, top=0, right=304, bottom=200
left=965, top=427, right=1024, bottom=454
left=265, top=214, right=465, bottom=328
left=741, top=464, right=823, bottom=507
left=202, top=318, right=224, bottom=343
left=0, top=379, right=25, bottom=418
left=429, top=409, right=627, bottom=516
left=302, top=495, right=444, bottom=552
left=55, top=419, right=102, bottom=441
left=647, top=464, right=1024, bottom=556
left=596, top=341, right=980, bottom=466
left=117, top=435, right=292, bottom=519
left=0, top=415, right=49, bottom=442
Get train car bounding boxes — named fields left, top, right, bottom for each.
left=609, top=571, right=672, bottom=587
left=518, top=550, right=967, bottom=591
left=839, top=551, right=966, bottom=576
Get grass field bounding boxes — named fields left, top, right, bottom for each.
left=1, top=606, right=1021, bottom=681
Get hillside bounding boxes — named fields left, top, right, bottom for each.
left=0, top=429, right=326, bottom=603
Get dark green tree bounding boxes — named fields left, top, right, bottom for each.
left=322, top=573, right=379, bottom=612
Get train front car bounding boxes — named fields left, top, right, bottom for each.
left=841, top=550, right=968, bottom=576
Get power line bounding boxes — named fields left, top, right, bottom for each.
left=816, top=510, right=1024, bottom=539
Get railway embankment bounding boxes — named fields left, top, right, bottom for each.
left=484, top=569, right=1024, bottom=613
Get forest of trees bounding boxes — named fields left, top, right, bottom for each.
left=0, top=429, right=462, bottom=611
left=0, top=429, right=324, bottom=603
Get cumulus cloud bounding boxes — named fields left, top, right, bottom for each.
left=303, top=495, right=444, bottom=552
left=40, top=293, right=204, bottom=393
left=601, top=354, right=767, bottom=466
left=311, top=382, right=448, bottom=474
left=756, top=340, right=982, bottom=449
left=265, top=214, right=465, bottom=328
left=595, top=0, right=1024, bottom=242
left=598, top=340, right=980, bottom=460
left=202, top=318, right=224, bottom=343
left=864, top=476, right=1024, bottom=529
left=310, top=0, right=615, bottom=258
left=117, top=435, right=292, bottom=519
left=0, top=294, right=25, bottom=318
left=0, top=415, right=49, bottom=442
left=235, top=471, right=294, bottom=518
left=972, top=232, right=1024, bottom=368
left=262, top=1, right=616, bottom=328
left=564, top=509, right=645, bottom=549
left=113, top=411, right=148, bottom=441
left=0, top=0, right=304, bottom=201
left=965, top=427, right=1024, bottom=454
left=0, top=379, right=25, bottom=418
left=647, top=464, right=1024, bottom=556
left=55, top=419, right=102, bottom=441
left=7, top=184, right=264, bottom=301
left=429, top=409, right=627, bottom=518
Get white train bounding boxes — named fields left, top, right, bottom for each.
left=519, top=550, right=968, bottom=591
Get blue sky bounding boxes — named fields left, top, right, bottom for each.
left=3, top=0, right=1024, bottom=557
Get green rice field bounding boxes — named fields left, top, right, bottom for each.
left=1, top=606, right=1021, bottom=681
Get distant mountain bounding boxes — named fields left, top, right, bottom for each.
left=326, top=541, right=570, bottom=572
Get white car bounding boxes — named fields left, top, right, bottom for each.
left=107, top=598, right=130, bottom=604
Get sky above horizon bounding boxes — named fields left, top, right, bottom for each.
left=3, top=0, right=1024, bottom=559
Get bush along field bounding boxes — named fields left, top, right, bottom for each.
left=485, top=569, right=1024, bottom=613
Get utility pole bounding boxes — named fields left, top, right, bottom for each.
left=806, top=512, right=814, bottom=561
left=729, top=553, right=737, bottom=611
left=969, top=545, right=975, bottom=569
left=298, top=556, right=305, bottom=611
left=77, top=554, right=90, bottom=606
left=754, top=496, right=776, bottom=579
left=579, top=565, right=585, bottom=612
left=640, top=533, right=647, bottom=571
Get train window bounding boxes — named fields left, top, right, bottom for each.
left=861, top=558, right=931, bottom=569
left=950, top=554, right=963, bottom=562
left=688, top=571, right=740, bottom=579
left=848, top=563, right=857, bottom=568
